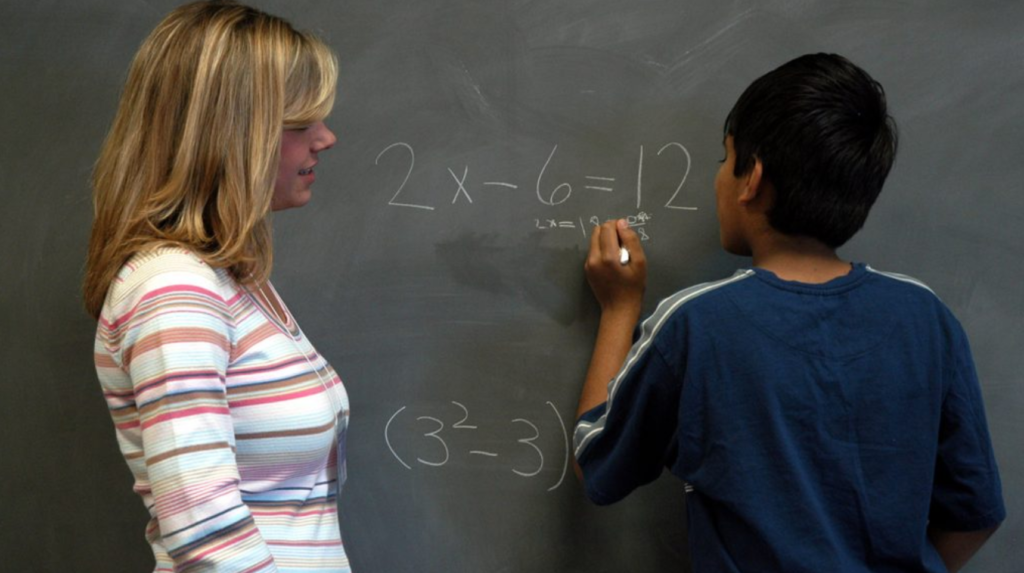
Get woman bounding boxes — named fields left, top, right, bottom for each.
left=83, top=2, right=349, bottom=571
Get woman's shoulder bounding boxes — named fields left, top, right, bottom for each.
left=105, top=246, right=240, bottom=314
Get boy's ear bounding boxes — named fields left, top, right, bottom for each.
left=738, top=156, right=764, bottom=204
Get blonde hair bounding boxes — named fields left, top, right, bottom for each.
left=84, top=0, right=337, bottom=318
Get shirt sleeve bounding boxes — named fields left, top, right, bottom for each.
left=116, top=270, right=278, bottom=572
left=573, top=333, right=681, bottom=506
left=929, top=325, right=1006, bottom=531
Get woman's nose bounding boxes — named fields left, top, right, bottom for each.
left=314, top=122, right=337, bottom=151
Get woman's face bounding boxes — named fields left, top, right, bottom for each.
left=272, top=121, right=337, bottom=211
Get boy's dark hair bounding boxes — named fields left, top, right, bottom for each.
left=724, top=53, right=898, bottom=248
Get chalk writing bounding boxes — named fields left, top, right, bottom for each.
left=658, top=142, right=695, bottom=211
left=584, top=175, right=615, bottom=193
left=375, top=142, right=434, bottom=211
left=385, top=400, right=569, bottom=491
left=534, top=211, right=652, bottom=241
left=448, top=166, right=472, bottom=204
left=373, top=142, right=698, bottom=214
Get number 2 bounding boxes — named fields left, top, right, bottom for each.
left=451, top=401, right=478, bottom=429
left=375, top=142, right=435, bottom=211
left=657, top=142, right=696, bottom=211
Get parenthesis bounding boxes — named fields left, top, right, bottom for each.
left=385, top=406, right=412, bottom=470
left=547, top=401, right=569, bottom=491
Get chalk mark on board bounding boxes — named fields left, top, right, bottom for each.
left=536, top=145, right=572, bottom=206
left=584, top=175, right=615, bottom=192
left=376, top=142, right=435, bottom=211
left=657, top=142, right=697, bottom=211
left=673, top=8, right=755, bottom=71
left=449, top=166, right=473, bottom=204
left=374, top=141, right=702, bottom=218
left=451, top=401, right=478, bottom=429
left=385, top=406, right=411, bottom=469
left=385, top=401, right=571, bottom=490
left=511, top=418, right=544, bottom=477
left=547, top=401, right=569, bottom=491
left=416, top=416, right=450, bottom=467
left=636, top=144, right=644, bottom=209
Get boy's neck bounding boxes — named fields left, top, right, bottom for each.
left=749, top=233, right=851, bottom=284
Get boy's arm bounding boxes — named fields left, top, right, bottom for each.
left=575, top=219, right=647, bottom=473
left=926, top=323, right=1005, bottom=570
left=576, top=303, right=641, bottom=418
left=927, top=525, right=999, bottom=573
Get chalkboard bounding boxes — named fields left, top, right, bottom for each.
left=1, top=1, right=1021, bottom=571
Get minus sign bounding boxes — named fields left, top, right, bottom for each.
left=469, top=451, right=499, bottom=457
left=483, top=182, right=519, bottom=189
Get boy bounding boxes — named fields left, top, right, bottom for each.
left=573, top=54, right=1004, bottom=572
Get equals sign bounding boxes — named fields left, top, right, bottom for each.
left=584, top=176, right=614, bottom=192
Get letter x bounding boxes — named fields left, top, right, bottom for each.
left=449, top=166, right=472, bottom=204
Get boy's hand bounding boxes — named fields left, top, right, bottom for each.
left=575, top=219, right=648, bottom=447
left=585, top=219, right=647, bottom=314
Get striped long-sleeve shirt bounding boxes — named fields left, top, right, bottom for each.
left=94, top=248, right=351, bottom=572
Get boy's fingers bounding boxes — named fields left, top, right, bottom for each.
left=599, top=220, right=621, bottom=259
left=616, top=219, right=643, bottom=255
left=587, top=224, right=602, bottom=260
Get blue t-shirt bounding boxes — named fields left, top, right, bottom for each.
left=574, top=264, right=1005, bottom=573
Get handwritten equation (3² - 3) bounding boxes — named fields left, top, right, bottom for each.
left=385, top=401, right=570, bottom=492
left=374, top=142, right=697, bottom=213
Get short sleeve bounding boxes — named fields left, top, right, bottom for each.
left=113, top=264, right=279, bottom=571
left=573, top=341, right=681, bottom=505
left=929, top=328, right=1006, bottom=531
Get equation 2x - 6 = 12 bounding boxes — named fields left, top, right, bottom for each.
left=374, top=142, right=697, bottom=212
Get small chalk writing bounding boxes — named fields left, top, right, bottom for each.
left=534, top=211, right=652, bottom=241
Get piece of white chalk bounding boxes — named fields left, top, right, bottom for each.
left=619, top=247, right=630, bottom=265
